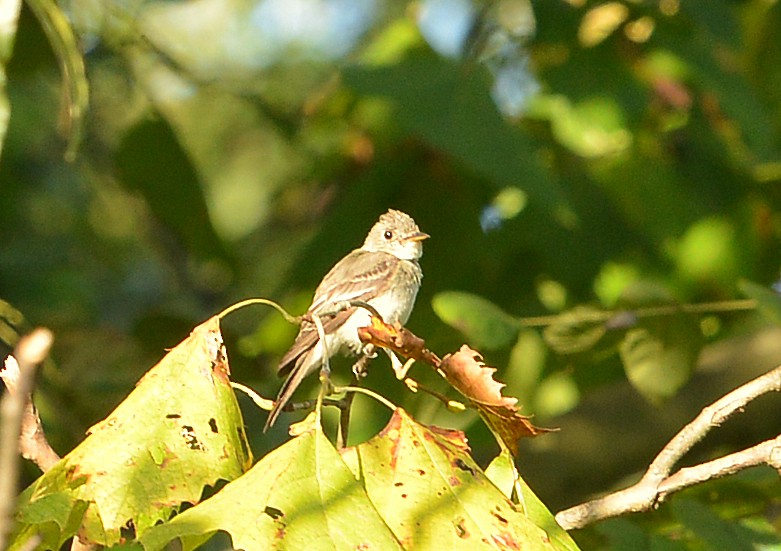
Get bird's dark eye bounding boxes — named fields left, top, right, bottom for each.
left=383, top=230, right=393, bottom=240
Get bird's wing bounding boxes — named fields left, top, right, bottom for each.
left=276, top=250, right=398, bottom=376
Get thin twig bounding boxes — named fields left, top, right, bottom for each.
left=312, top=312, right=330, bottom=428
left=555, top=364, right=781, bottom=530
left=337, top=353, right=373, bottom=450
left=519, top=299, right=757, bottom=328
left=0, top=328, right=55, bottom=550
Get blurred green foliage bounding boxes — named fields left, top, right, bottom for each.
left=2, top=0, right=781, bottom=548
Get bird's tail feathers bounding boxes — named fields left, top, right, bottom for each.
left=264, top=352, right=311, bottom=431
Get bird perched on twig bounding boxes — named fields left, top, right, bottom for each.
left=265, top=209, right=429, bottom=430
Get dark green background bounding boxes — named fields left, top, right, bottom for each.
left=2, top=0, right=781, bottom=548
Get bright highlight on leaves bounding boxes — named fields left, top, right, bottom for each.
left=485, top=451, right=580, bottom=551
left=145, top=410, right=566, bottom=550
left=142, top=412, right=402, bottom=551
left=11, top=317, right=251, bottom=549
left=343, top=410, right=557, bottom=550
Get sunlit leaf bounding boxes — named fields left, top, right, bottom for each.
left=485, top=451, right=580, bottom=551
left=432, top=291, right=520, bottom=350
left=11, top=317, right=251, bottom=549
left=142, top=413, right=400, bottom=551
left=344, top=410, right=556, bottom=550
left=439, top=346, right=555, bottom=454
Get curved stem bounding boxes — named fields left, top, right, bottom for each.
left=230, top=382, right=273, bottom=411
left=337, top=386, right=397, bottom=412
left=218, top=298, right=300, bottom=324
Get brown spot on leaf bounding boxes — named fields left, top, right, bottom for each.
left=208, top=418, right=218, bottom=433
left=454, top=458, right=476, bottom=475
left=181, top=425, right=205, bottom=451
left=492, top=532, right=520, bottom=550
left=263, top=506, right=285, bottom=520
left=492, top=509, right=508, bottom=524
left=454, top=518, right=469, bottom=539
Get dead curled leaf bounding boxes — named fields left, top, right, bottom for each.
left=440, top=346, right=556, bottom=455
left=438, top=345, right=517, bottom=408
left=359, top=319, right=556, bottom=455
left=357, top=315, right=441, bottom=367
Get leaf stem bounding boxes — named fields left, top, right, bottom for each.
left=230, top=382, right=273, bottom=411
left=218, top=298, right=300, bottom=324
left=336, top=386, right=397, bottom=412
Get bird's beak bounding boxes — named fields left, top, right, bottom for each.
left=405, top=231, right=430, bottom=242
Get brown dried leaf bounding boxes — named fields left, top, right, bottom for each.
left=358, top=316, right=441, bottom=367
left=359, top=320, right=555, bottom=455
left=440, top=346, right=556, bottom=455
left=480, top=405, right=557, bottom=457
left=439, top=345, right=517, bottom=407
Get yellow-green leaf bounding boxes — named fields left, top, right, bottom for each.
left=485, top=451, right=580, bottom=551
left=11, top=317, right=251, bottom=549
left=141, top=413, right=402, bottom=551
left=351, top=409, right=555, bottom=550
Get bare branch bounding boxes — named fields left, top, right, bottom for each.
left=555, top=364, right=781, bottom=531
left=0, top=328, right=56, bottom=550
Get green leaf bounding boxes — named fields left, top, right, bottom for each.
left=738, top=279, right=780, bottom=324
left=485, top=450, right=580, bottom=551
left=542, top=306, right=609, bottom=355
left=25, top=0, right=89, bottom=160
left=344, top=52, right=565, bottom=212
left=11, top=316, right=252, bottom=549
left=671, top=499, right=755, bottom=551
left=432, top=291, right=520, bottom=350
left=0, top=0, right=21, bottom=162
left=343, top=410, right=556, bottom=550
left=141, top=413, right=402, bottom=551
left=116, top=118, right=233, bottom=264
left=619, top=315, right=702, bottom=402
left=595, top=518, right=650, bottom=550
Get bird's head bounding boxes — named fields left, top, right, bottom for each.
left=362, top=209, right=429, bottom=261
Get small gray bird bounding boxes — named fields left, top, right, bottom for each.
left=265, top=209, right=428, bottom=430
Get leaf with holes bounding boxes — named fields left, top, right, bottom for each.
left=141, top=413, right=401, bottom=551
left=10, top=316, right=251, bottom=550
left=340, top=409, right=556, bottom=550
